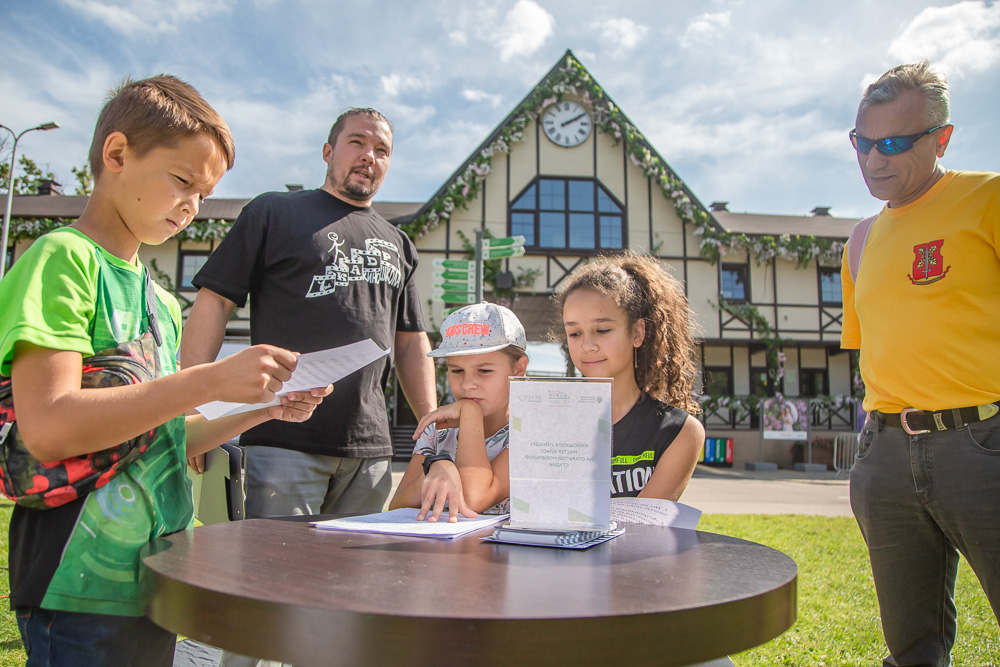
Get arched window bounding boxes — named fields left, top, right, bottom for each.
left=509, top=178, right=625, bottom=252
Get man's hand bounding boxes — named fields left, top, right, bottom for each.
left=264, top=385, right=334, bottom=422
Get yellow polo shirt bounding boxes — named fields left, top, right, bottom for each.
left=841, top=170, right=1000, bottom=413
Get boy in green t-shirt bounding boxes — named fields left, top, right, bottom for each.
left=0, top=75, right=331, bottom=666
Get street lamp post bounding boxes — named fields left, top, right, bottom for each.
left=0, top=121, right=60, bottom=281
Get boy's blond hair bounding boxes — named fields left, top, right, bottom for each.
left=88, top=74, right=236, bottom=178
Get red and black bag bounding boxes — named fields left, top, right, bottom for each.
left=0, top=269, right=164, bottom=509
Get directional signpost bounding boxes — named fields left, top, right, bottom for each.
left=481, top=235, right=526, bottom=259
left=431, top=234, right=526, bottom=310
left=431, top=258, right=476, bottom=305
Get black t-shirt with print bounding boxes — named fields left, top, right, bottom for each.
left=194, top=188, right=425, bottom=458
left=611, top=394, right=689, bottom=497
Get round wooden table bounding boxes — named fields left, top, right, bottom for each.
left=141, top=518, right=796, bottom=666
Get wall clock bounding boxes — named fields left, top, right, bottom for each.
left=541, top=100, right=591, bottom=148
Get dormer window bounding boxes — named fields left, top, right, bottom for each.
left=510, top=178, right=625, bottom=252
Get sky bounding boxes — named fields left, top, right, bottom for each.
left=1, top=0, right=998, bottom=220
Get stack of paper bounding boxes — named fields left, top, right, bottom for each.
left=310, top=507, right=508, bottom=539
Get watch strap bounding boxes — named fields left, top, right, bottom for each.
left=422, top=451, right=453, bottom=475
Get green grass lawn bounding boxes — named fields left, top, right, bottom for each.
left=0, top=503, right=995, bottom=665
left=700, top=514, right=1000, bottom=666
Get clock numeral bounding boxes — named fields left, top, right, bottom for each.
left=578, top=128, right=587, bottom=136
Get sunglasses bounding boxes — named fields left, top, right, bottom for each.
left=849, top=124, right=948, bottom=156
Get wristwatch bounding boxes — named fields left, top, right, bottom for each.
left=422, top=451, right=453, bottom=475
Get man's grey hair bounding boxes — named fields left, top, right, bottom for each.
left=326, top=108, right=393, bottom=151
left=858, top=61, right=950, bottom=126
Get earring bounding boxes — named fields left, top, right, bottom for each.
left=633, top=346, right=638, bottom=369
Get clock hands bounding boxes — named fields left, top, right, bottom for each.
left=560, top=113, right=588, bottom=127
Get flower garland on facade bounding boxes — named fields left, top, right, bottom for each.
left=401, top=52, right=845, bottom=269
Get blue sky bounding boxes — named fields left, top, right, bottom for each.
left=2, top=0, right=998, bottom=219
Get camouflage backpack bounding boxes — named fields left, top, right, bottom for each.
left=0, top=269, right=163, bottom=510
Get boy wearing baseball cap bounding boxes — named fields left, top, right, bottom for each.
left=389, top=302, right=528, bottom=522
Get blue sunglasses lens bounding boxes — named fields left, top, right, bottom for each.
left=877, top=137, right=913, bottom=155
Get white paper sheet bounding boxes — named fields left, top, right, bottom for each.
left=310, top=508, right=509, bottom=539
left=609, top=497, right=702, bottom=529
left=507, top=377, right=614, bottom=531
left=195, top=339, right=389, bottom=421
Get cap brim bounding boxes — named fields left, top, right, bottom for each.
left=427, top=343, right=520, bottom=358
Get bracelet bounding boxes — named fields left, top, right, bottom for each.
left=422, top=451, right=453, bottom=475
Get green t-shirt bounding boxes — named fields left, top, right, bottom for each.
left=0, top=227, right=193, bottom=616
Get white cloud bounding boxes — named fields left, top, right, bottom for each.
left=494, top=0, right=554, bottom=61
left=380, top=73, right=425, bottom=97
left=449, top=30, right=468, bottom=45
left=61, top=0, right=232, bottom=36
left=681, top=11, right=731, bottom=48
left=461, top=88, right=505, bottom=108
left=593, top=17, right=648, bottom=53
left=889, top=0, right=1000, bottom=76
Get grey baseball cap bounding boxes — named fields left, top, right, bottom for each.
left=428, top=301, right=527, bottom=358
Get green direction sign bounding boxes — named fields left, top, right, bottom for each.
left=432, top=269, right=472, bottom=282
left=483, top=245, right=526, bottom=259
left=432, top=281, right=473, bottom=292
left=431, top=292, right=476, bottom=303
left=482, top=235, right=526, bottom=248
left=432, top=258, right=475, bottom=271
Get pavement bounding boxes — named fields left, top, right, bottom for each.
left=388, top=460, right=855, bottom=517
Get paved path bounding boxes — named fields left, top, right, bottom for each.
left=388, top=462, right=854, bottom=517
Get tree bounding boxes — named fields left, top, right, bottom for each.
left=0, top=155, right=58, bottom=195
left=71, top=164, right=93, bottom=195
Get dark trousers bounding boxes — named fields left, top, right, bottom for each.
left=16, top=606, right=176, bottom=667
left=850, top=414, right=1000, bottom=666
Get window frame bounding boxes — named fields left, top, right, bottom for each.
left=176, top=249, right=212, bottom=293
left=818, top=266, right=843, bottom=306
left=720, top=263, right=750, bottom=303
left=508, top=177, right=626, bottom=253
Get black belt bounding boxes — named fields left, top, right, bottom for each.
left=875, top=403, right=999, bottom=435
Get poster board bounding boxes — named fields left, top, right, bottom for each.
left=507, top=377, right=613, bottom=531
left=760, top=397, right=810, bottom=441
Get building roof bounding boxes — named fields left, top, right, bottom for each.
left=712, top=210, right=858, bottom=239
left=10, top=194, right=423, bottom=224
left=10, top=193, right=858, bottom=238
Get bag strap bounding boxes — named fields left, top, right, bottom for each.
left=847, top=214, right=878, bottom=283
left=141, top=266, right=163, bottom=347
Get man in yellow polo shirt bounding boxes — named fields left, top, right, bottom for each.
left=842, top=61, right=1000, bottom=666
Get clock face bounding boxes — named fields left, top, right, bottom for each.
left=541, top=100, right=592, bottom=147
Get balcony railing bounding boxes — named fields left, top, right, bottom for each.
left=699, top=395, right=861, bottom=432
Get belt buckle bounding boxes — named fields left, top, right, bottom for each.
left=900, top=407, right=931, bottom=435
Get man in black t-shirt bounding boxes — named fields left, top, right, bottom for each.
left=182, top=108, right=436, bottom=519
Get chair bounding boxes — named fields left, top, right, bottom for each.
left=188, top=441, right=245, bottom=524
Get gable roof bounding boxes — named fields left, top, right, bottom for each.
left=398, top=49, right=724, bottom=241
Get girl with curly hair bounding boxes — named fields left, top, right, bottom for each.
left=555, top=251, right=704, bottom=501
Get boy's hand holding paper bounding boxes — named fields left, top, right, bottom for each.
left=195, top=339, right=389, bottom=420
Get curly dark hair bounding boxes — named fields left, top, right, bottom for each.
left=553, top=251, right=700, bottom=413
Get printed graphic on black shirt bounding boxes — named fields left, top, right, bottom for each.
left=307, top=234, right=402, bottom=298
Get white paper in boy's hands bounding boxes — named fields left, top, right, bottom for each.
left=195, top=339, right=389, bottom=421
left=610, top=497, right=702, bottom=529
